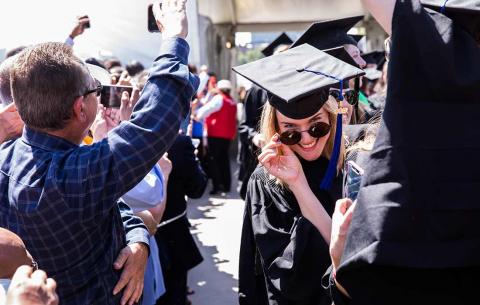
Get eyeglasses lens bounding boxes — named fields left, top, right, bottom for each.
left=279, top=130, right=302, bottom=146
left=309, top=122, right=331, bottom=138
left=279, top=122, right=331, bottom=146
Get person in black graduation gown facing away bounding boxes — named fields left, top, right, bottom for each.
left=233, top=44, right=365, bottom=305
left=155, top=134, right=207, bottom=305
left=326, top=1, right=480, bottom=305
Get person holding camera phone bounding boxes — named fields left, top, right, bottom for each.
left=65, top=15, right=90, bottom=47
left=0, top=2, right=197, bottom=305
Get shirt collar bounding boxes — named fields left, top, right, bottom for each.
left=21, top=126, right=78, bottom=152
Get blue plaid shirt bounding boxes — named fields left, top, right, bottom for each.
left=0, top=38, right=198, bottom=305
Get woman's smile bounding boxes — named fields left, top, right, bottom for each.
left=298, top=139, right=318, bottom=151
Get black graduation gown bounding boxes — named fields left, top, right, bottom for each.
left=238, top=85, right=268, bottom=199
left=155, top=135, right=206, bottom=273
left=239, top=157, right=342, bottom=305
left=334, top=1, right=480, bottom=304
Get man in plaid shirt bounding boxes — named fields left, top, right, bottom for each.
left=0, top=1, right=197, bottom=304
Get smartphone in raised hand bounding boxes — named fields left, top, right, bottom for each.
left=148, top=3, right=162, bottom=32
left=79, top=15, right=90, bottom=29
left=343, top=160, right=364, bottom=202
left=100, top=86, right=133, bottom=108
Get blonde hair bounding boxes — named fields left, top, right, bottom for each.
left=259, top=96, right=345, bottom=174
left=345, top=115, right=382, bottom=158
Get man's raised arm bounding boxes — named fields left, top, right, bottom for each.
left=82, top=0, right=199, bottom=205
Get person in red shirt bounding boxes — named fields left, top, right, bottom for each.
left=195, top=80, right=237, bottom=194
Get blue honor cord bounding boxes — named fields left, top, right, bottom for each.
left=297, top=68, right=344, bottom=190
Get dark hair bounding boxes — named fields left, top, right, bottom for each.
left=0, top=56, right=16, bottom=105
left=134, top=70, right=150, bottom=91
left=109, top=66, right=125, bottom=80
left=187, top=64, right=198, bottom=74
left=85, top=57, right=106, bottom=69
left=10, top=42, right=90, bottom=130
left=5, top=46, right=27, bottom=59
left=126, top=60, right=145, bottom=77
left=104, top=59, right=122, bottom=70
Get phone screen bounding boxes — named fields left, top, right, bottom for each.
left=100, top=86, right=133, bottom=108
left=148, top=3, right=162, bottom=33
left=79, top=15, right=90, bottom=29
left=343, top=160, right=364, bottom=202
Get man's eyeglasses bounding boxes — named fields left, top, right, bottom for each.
left=279, top=122, right=331, bottom=146
left=329, top=88, right=359, bottom=106
left=83, top=80, right=102, bottom=97
left=31, top=259, right=38, bottom=271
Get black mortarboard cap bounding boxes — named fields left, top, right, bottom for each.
left=361, top=51, right=386, bottom=68
left=261, top=33, right=293, bottom=57
left=233, top=44, right=365, bottom=120
left=325, top=46, right=359, bottom=68
left=421, top=0, right=480, bottom=36
left=290, top=16, right=364, bottom=50
left=324, top=46, right=361, bottom=89
left=351, top=34, right=365, bottom=43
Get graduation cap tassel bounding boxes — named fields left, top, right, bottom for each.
left=297, top=68, right=345, bottom=190
left=320, top=112, right=343, bottom=190
left=441, top=0, right=449, bottom=13
left=320, top=79, right=343, bottom=190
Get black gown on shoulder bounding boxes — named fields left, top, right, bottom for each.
left=333, top=1, right=480, bottom=304
left=239, top=157, right=342, bottom=305
left=238, top=85, right=268, bottom=199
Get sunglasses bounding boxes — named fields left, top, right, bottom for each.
left=279, top=122, right=331, bottom=146
left=329, top=89, right=359, bottom=106
left=83, top=79, right=102, bottom=97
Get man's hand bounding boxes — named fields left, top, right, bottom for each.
left=91, top=105, right=118, bottom=142
left=152, top=0, right=189, bottom=39
left=6, top=266, right=59, bottom=305
left=113, top=243, right=149, bottom=305
left=119, top=88, right=140, bottom=122
left=69, top=16, right=90, bottom=39
left=0, top=103, right=24, bottom=144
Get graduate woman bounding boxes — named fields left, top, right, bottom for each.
left=234, top=44, right=364, bottom=305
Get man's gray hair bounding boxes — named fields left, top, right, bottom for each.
left=0, top=56, right=16, bottom=106
left=10, top=42, right=90, bottom=130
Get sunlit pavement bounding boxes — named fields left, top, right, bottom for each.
left=187, top=179, right=245, bottom=305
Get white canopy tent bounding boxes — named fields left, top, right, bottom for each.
left=197, top=0, right=366, bottom=32
left=0, top=0, right=372, bottom=77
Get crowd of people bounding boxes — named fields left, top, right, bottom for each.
left=0, top=0, right=479, bottom=305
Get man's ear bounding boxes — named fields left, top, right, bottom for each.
left=72, top=97, right=86, bottom=123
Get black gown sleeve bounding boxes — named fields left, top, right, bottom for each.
left=180, top=137, right=208, bottom=199
left=247, top=169, right=332, bottom=304
left=390, top=0, right=480, bottom=101
left=321, top=266, right=351, bottom=305
left=238, top=85, right=267, bottom=145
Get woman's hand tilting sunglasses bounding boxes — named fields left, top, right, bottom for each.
left=329, top=88, right=359, bottom=106
left=279, top=122, right=331, bottom=146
